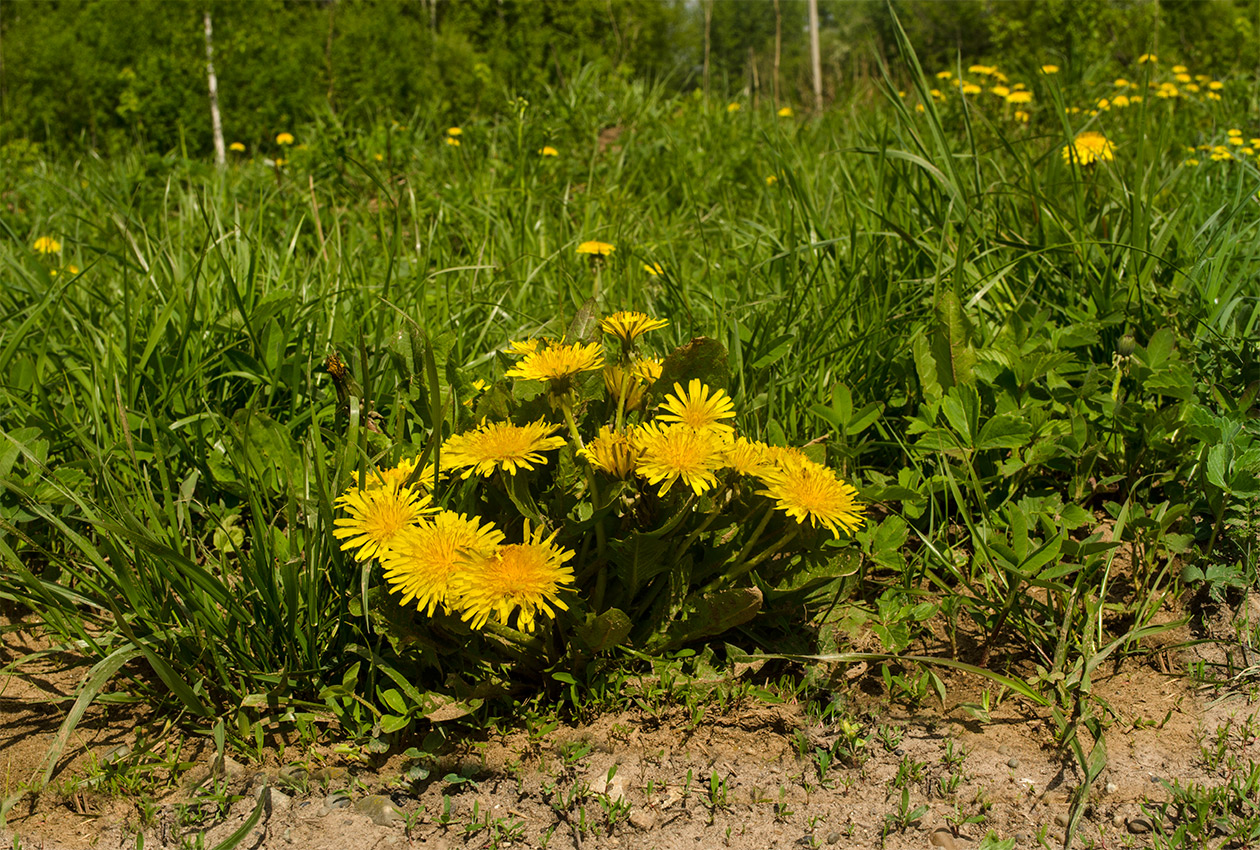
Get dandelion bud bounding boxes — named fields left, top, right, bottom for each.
left=1116, top=334, right=1136, bottom=357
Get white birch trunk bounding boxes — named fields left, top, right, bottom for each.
left=204, top=10, right=225, bottom=167
left=808, top=0, right=822, bottom=112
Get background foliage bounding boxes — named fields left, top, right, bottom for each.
left=3, top=0, right=1260, bottom=156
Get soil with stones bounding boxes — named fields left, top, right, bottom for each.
left=2, top=594, right=1259, bottom=850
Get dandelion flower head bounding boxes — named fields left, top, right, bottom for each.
left=576, top=240, right=616, bottom=257
left=1040, top=64, right=1060, bottom=75
left=579, top=426, right=641, bottom=479
left=1062, top=131, right=1115, bottom=166
left=334, top=484, right=435, bottom=562
left=380, top=511, right=504, bottom=616
left=634, top=422, right=724, bottom=496
left=505, top=340, right=605, bottom=385
left=643, top=262, right=664, bottom=276
left=757, top=454, right=865, bottom=537
left=540, top=145, right=559, bottom=157
left=442, top=418, right=567, bottom=478
left=33, top=236, right=61, bottom=255
left=657, top=379, right=737, bottom=437
left=600, top=311, right=668, bottom=345
left=229, top=142, right=246, bottom=152
left=275, top=132, right=295, bottom=145
left=454, top=520, right=575, bottom=632
left=777, top=106, right=794, bottom=117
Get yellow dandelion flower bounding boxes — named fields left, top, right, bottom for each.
left=506, top=338, right=543, bottom=356
left=634, top=422, right=724, bottom=496
left=968, top=64, right=996, bottom=76
left=766, top=174, right=779, bottom=185
left=722, top=437, right=778, bottom=479
left=1207, top=92, right=1221, bottom=101
left=576, top=240, right=615, bottom=257
left=603, top=364, right=645, bottom=411
left=441, top=419, right=567, bottom=478
left=32, top=236, right=61, bottom=254
left=446, top=137, right=461, bottom=146
left=777, top=106, right=794, bottom=117
left=333, top=484, right=434, bottom=562
left=539, top=145, right=559, bottom=157
left=758, top=455, right=865, bottom=537
left=504, top=340, right=604, bottom=384
left=1175, top=73, right=1191, bottom=83
left=65, top=264, right=79, bottom=275
left=1209, top=80, right=1224, bottom=91
left=1040, top=64, right=1060, bottom=75
left=1097, top=98, right=1111, bottom=110
left=1228, top=128, right=1242, bottom=136
left=1005, top=90, right=1033, bottom=105
left=1185, top=83, right=1200, bottom=93
left=1228, top=135, right=1245, bottom=146
left=446, top=127, right=463, bottom=137
left=657, top=379, right=737, bottom=437
left=1014, top=110, right=1031, bottom=123
left=990, top=85, right=1011, bottom=98
left=229, top=142, right=246, bottom=152
left=632, top=357, right=663, bottom=384
left=600, top=311, right=668, bottom=344
left=727, top=102, right=742, bottom=113
left=273, top=157, right=287, bottom=167
left=380, top=511, right=505, bottom=616
left=373, top=455, right=439, bottom=491
left=935, top=71, right=952, bottom=80
left=454, top=520, right=575, bottom=632
left=1112, top=95, right=1131, bottom=108
left=275, top=132, right=295, bottom=145
left=961, top=83, right=983, bottom=96
left=1062, top=131, right=1115, bottom=166
left=1185, top=158, right=1199, bottom=166
left=1172, top=65, right=1188, bottom=74
left=579, top=426, right=641, bottom=478
left=930, top=88, right=944, bottom=100
left=1114, top=78, right=1130, bottom=88
left=644, top=262, right=664, bottom=276
left=1137, top=53, right=1156, bottom=64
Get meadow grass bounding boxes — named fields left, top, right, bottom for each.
left=1, top=42, right=1259, bottom=832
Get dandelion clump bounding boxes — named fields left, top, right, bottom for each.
left=333, top=308, right=866, bottom=641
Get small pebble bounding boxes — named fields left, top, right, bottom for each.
left=1112, top=814, right=1124, bottom=828
left=324, top=793, right=352, bottom=810
left=1150, top=775, right=1161, bottom=784
left=628, top=810, right=656, bottom=831
left=928, top=828, right=957, bottom=849
left=1007, top=757, right=1020, bottom=769
left=1054, top=813, right=1070, bottom=828
left=998, top=745, right=1013, bottom=756
left=1128, top=816, right=1153, bottom=835
left=1014, top=833, right=1030, bottom=846
left=826, top=831, right=841, bottom=845
left=1105, top=781, right=1118, bottom=794
left=354, top=794, right=402, bottom=826
left=894, top=748, right=905, bottom=756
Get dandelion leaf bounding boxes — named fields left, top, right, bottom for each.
left=609, top=532, right=672, bottom=595
left=566, top=297, right=600, bottom=343
left=927, top=288, right=976, bottom=393
left=575, top=608, right=632, bottom=654
left=657, top=337, right=730, bottom=394
left=660, top=586, right=763, bottom=650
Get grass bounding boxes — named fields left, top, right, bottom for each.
left=1, top=29, right=1259, bottom=849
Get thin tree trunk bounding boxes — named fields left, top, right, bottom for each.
left=772, top=0, right=782, bottom=108
left=702, top=0, right=712, bottom=99
left=204, top=10, right=225, bottom=167
left=749, top=46, right=758, bottom=109
left=808, top=0, right=822, bottom=112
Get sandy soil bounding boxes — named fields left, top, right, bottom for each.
left=1, top=597, right=1258, bottom=850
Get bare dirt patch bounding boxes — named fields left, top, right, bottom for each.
left=2, top=608, right=1259, bottom=850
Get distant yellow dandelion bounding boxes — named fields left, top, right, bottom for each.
left=777, top=106, right=794, bottom=117
left=600, top=311, right=668, bottom=345
left=643, top=262, right=664, bottom=276
left=1005, top=91, right=1032, bottom=105
left=446, top=137, right=461, bottom=147
left=968, top=64, right=996, bottom=76
left=1209, top=80, right=1224, bottom=91
left=275, top=132, right=295, bottom=145
left=990, top=85, right=1011, bottom=98
left=576, top=240, right=615, bottom=257
left=380, top=511, right=505, bottom=616
left=579, top=426, right=641, bottom=478
left=32, top=236, right=61, bottom=255
left=441, top=419, right=567, bottom=478
left=657, top=379, right=737, bottom=437
left=1062, top=131, right=1115, bottom=166
left=758, top=455, right=865, bottom=537
left=727, top=102, right=742, bottom=113
left=505, top=340, right=605, bottom=385
left=766, top=174, right=779, bottom=185
left=1040, top=64, right=1060, bottom=74
left=539, top=145, right=559, bottom=157
left=935, top=70, right=953, bottom=80
left=446, top=127, right=463, bottom=137
left=1172, top=64, right=1188, bottom=74
left=961, top=83, right=983, bottom=96
left=333, top=484, right=434, bottom=562
left=634, top=422, right=724, bottom=496
left=229, top=142, right=246, bottom=152
left=454, top=520, right=575, bottom=632
left=1137, top=53, right=1157, bottom=64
